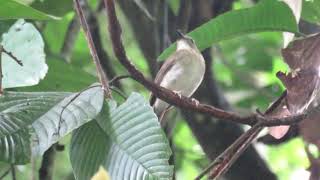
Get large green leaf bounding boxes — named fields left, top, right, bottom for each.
left=0, top=84, right=104, bottom=164
left=70, top=93, right=173, bottom=180
left=31, top=0, right=73, bottom=17
left=158, top=0, right=299, bottom=60
left=0, top=0, right=58, bottom=20
left=32, top=85, right=104, bottom=155
left=70, top=120, right=111, bottom=180
left=19, top=57, right=96, bottom=92
left=0, top=91, right=68, bottom=163
left=301, top=0, right=320, bottom=24
left=1, top=19, right=48, bottom=88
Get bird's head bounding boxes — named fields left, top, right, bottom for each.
left=176, top=30, right=198, bottom=51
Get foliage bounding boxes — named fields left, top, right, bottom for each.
left=0, top=0, right=58, bottom=20
left=0, top=0, right=320, bottom=179
left=158, top=0, right=299, bottom=60
left=1, top=19, right=47, bottom=88
left=70, top=93, right=172, bottom=180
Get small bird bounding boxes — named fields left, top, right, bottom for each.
left=150, top=31, right=205, bottom=121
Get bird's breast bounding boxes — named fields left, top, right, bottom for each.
left=159, top=53, right=205, bottom=97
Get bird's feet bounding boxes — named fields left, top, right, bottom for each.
left=173, top=91, right=182, bottom=99
left=191, top=98, right=200, bottom=107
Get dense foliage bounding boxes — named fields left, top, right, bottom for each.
left=0, top=0, right=320, bottom=180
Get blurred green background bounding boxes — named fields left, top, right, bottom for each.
left=1, top=0, right=320, bottom=179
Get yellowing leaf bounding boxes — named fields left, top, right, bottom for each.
left=91, top=167, right=111, bottom=180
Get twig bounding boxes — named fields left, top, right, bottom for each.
left=197, top=90, right=289, bottom=179
left=110, top=86, right=127, bottom=99
left=195, top=124, right=262, bottom=180
left=60, top=15, right=80, bottom=63
left=39, top=146, right=56, bottom=180
left=0, top=168, right=10, bottom=179
left=109, top=75, right=132, bottom=85
left=58, top=84, right=101, bottom=134
left=133, top=0, right=155, bottom=21
left=11, top=165, right=16, bottom=180
left=210, top=125, right=262, bottom=179
left=2, top=48, right=23, bottom=66
left=176, top=0, right=191, bottom=33
left=73, top=0, right=111, bottom=98
left=103, top=0, right=305, bottom=127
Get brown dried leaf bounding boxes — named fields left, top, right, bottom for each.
left=299, top=108, right=320, bottom=149
left=277, top=71, right=320, bottom=113
left=268, top=33, right=320, bottom=139
left=278, top=33, right=320, bottom=114
left=282, top=33, right=320, bottom=70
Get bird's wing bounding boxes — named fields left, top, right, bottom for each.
left=150, top=50, right=192, bottom=105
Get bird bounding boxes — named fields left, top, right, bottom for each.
left=150, top=31, right=205, bottom=123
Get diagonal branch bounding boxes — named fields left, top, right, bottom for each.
left=73, top=0, right=111, bottom=98
left=103, top=0, right=305, bottom=127
left=2, top=47, right=23, bottom=66
left=195, top=124, right=263, bottom=180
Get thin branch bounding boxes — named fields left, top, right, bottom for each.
left=176, top=0, right=191, bottom=33
left=103, top=0, right=305, bottom=127
left=197, top=90, right=289, bottom=179
left=10, top=165, right=16, bottom=180
left=2, top=48, right=23, bottom=66
left=110, top=86, right=127, bottom=99
left=0, top=168, right=10, bottom=179
left=60, top=15, right=80, bottom=63
left=109, top=75, right=132, bottom=85
left=39, top=146, right=56, bottom=180
left=73, top=0, right=111, bottom=98
left=58, top=84, right=101, bottom=134
left=195, top=124, right=262, bottom=180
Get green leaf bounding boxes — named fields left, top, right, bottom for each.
left=70, top=93, right=173, bottom=180
left=0, top=0, right=59, bottom=20
left=301, top=0, right=320, bottom=24
left=158, top=0, right=299, bottom=60
left=0, top=91, right=68, bottom=163
left=1, top=19, right=48, bottom=88
left=70, top=121, right=111, bottom=180
left=32, top=85, right=104, bottom=155
left=18, top=57, right=96, bottom=92
left=31, top=0, right=73, bottom=17
left=0, top=84, right=104, bottom=163
left=168, top=0, right=180, bottom=15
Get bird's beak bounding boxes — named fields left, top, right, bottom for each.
left=176, top=30, right=186, bottom=39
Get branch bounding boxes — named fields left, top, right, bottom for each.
left=195, top=124, right=263, bottom=180
left=39, top=146, right=56, bottom=180
left=0, top=167, right=10, bottom=179
left=197, top=90, right=306, bottom=179
left=103, top=0, right=305, bottom=127
left=60, top=15, right=80, bottom=63
left=73, top=0, right=111, bottom=98
left=176, top=0, right=191, bottom=33
left=2, top=47, right=23, bottom=66
left=11, top=165, right=16, bottom=180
